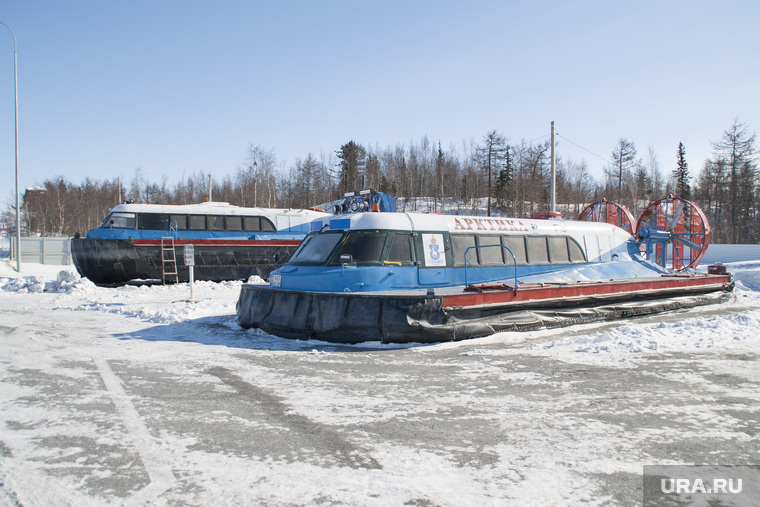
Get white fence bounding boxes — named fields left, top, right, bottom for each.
left=10, top=237, right=72, bottom=265
left=699, top=244, right=760, bottom=265
left=3, top=235, right=758, bottom=268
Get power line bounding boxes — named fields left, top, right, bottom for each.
left=527, top=133, right=551, bottom=144
left=556, top=134, right=611, bottom=165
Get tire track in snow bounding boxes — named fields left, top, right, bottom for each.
left=208, top=366, right=382, bottom=470
left=93, top=357, right=176, bottom=505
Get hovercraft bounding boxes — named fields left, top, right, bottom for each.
left=236, top=196, right=733, bottom=343
left=71, top=201, right=329, bottom=285
left=72, top=191, right=396, bottom=286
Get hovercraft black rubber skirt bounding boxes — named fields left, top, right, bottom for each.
left=236, top=282, right=734, bottom=344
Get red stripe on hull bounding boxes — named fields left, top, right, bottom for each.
left=442, top=274, right=733, bottom=309
left=131, top=239, right=301, bottom=247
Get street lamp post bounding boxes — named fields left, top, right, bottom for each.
left=0, top=21, right=20, bottom=272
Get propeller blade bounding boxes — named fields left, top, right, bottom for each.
left=673, top=235, right=702, bottom=251
left=668, top=202, right=684, bottom=231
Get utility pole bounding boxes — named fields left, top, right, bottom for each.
left=0, top=21, right=20, bottom=272
left=550, top=121, right=556, bottom=212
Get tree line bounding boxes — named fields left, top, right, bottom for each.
left=9, top=119, right=757, bottom=244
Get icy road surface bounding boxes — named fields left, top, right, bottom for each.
left=1, top=259, right=760, bottom=506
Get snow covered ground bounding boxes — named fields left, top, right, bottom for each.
left=1, top=251, right=759, bottom=506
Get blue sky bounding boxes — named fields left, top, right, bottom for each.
left=0, top=0, right=758, bottom=199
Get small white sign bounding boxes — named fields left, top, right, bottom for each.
left=184, top=244, right=195, bottom=266
left=271, top=274, right=281, bottom=287
left=422, top=233, right=446, bottom=266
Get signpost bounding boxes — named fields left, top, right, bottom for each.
left=184, top=244, right=195, bottom=300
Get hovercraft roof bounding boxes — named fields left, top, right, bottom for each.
left=109, top=201, right=329, bottom=218
left=311, top=211, right=625, bottom=236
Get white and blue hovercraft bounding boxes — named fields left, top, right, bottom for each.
left=71, top=201, right=329, bottom=285
left=71, top=190, right=397, bottom=286
left=236, top=196, right=733, bottom=344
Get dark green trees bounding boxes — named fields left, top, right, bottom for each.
left=696, top=120, right=758, bottom=243
left=476, top=130, right=508, bottom=216
left=336, top=141, right=367, bottom=196
left=673, top=142, right=691, bottom=200
left=494, top=144, right=514, bottom=215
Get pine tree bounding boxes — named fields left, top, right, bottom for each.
left=434, top=143, right=445, bottom=212
left=673, top=142, right=691, bottom=199
left=711, top=120, right=757, bottom=243
left=494, top=145, right=514, bottom=214
left=607, top=139, right=637, bottom=204
left=335, top=141, right=366, bottom=196
left=476, top=130, right=507, bottom=216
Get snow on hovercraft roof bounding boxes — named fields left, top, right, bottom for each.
left=108, top=201, right=328, bottom=218
left=310, top=211, right=625, bottom=237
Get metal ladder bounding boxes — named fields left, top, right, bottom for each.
left=161, top=237, right=178, bottom=284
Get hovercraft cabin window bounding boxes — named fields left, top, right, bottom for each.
left=503, top=236, right=528, bottom=265
left=243, top=216, right=276, bottom=232
left=104, top=212, right=136, bottom=229
left=170, top=215, right=187, bottom=230
left=146, top=214, right=277, bottom=232
left=526, top=236, right=549, bottom=264
left=568, top=238, right=586, bottom=263
left=138, top=213, right=167, bottom=230
left=289, top=232, right=343, bottom=264
left=451, top=235, right=477, bottom=267
left=451, top=234, right=524, bottom=267
left=548, top=236, right=569, bottom=264
left=208, top=215, right=224, bottom=231
left=451, top=234, right=585, bottom=267
left=328, top=231, right=415, bottom=265
left=387, top=233, right=413, bottom=263
left=478, top=235, right=504, bottom=265
left=226, top=216, right=243, bottom=231
left=331, top=231, right=387, bottom=264
left=529, top=236, right=587, bottom=264
left=188, top=215, right=206, bottom=230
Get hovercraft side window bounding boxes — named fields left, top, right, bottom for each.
left=526, top=236, right=549, bottom=264
left=451, top=234, right=584, bottom=267
left=568, top=238, right=587, bottom=263
left=261, top=217, right=276, bottom=232
left=170, top=214, right=187, bottom=230
left=548, top=236, right=570, bottom=264
left=330, top=231, right=388, bottom=265
left=502, top=236, right=528, bottom=265
left=243, top=216, right=261, bottom=231
left=454, top=234, right=532, bottom=267
left=208, top=215, right=225, bottom=231
left=138, top=213, right=167, bottom=230
left=288, top=232, right=344, bottom=264
left=387, top=233, right=413, bottom=263
left=451, top=234, right=477, bottom=267
left=242, top=216, right=276, bottom=232
left=226, top=216, right=243, bottom=231
left=478, top=235, right=504, bottom=265
left=188, top=215, right=206, bottom=230
left=102, top=212, right=136, bottom=229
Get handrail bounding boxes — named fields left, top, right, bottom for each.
left=463, top=244, right=518, bottom=289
